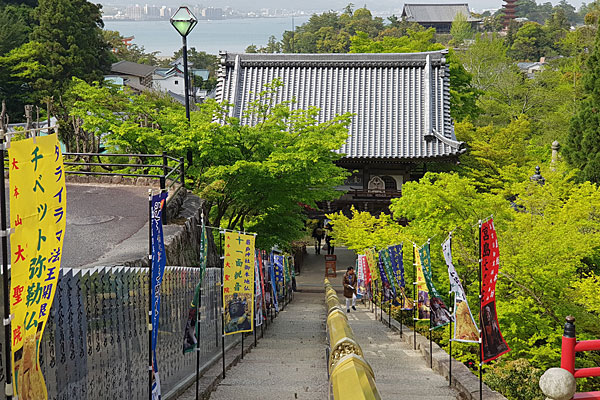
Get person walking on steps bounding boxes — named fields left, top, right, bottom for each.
left=325, top=223, right=335, bottom=255
left=312, top=223, right=324, bottom=255
left=343, top=266, right=357, bottom=312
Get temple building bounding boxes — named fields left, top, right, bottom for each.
left=401, top=3, right=481, bottom=33
left=216, top=51, right=464, bottom=216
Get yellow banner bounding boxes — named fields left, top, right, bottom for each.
left=9, top=134, right=66, bottom=400
left=223, top=232, right=255, bottom=335
left=415, top=246, right=430, bottom=320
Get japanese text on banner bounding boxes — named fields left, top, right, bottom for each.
left=223, top=233, right=255, bottom=335
left=9, top=134, right=66, bottom=400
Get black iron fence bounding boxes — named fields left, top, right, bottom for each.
left=0, top=266, right=233, bottom=400
left=62, top=152, right=185, bottom=192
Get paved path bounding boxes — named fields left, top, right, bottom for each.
left=346, top=303, right=458, bottom=399
left=198, top=246, right=457, bottom=400
left=207, top=292, right=329, bottom=400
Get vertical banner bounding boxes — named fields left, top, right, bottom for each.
left=380, top=247, right=399, bottom=292
left=480, top=219, right=510, bottom=362
left=442, top=237, right=479, bottom=343
left=9, top=134, right=66, bottom=400
left=356, top=255, right=367, bottom=298
left=150, top=191, right=168, bottom=400
left=388, top=244, right=413, bottom=310
left=268, top=254, right=279, bottom=312
left=182, top=219, right=208, bottom=353
left=365, top=248, right=379, bottom=283
left=254, top=253, right=264, bottom=327
left=377, top=250, right=393, bottom=302
left=419, top=243, right=452, bottom=329
left=223, top=233, right=255, bottom=335
left=415, top=246, right=430, bottom=320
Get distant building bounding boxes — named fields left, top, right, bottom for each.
left=401, top=3, right=481, bottom=33
left=517, top=57, right=547, bottom=78
left=108, top=61, right=156, bottom=93
left=153, top=58, right=210, bottom=103
left=202, top=7, right=223, bottom=20
left=216, top=52, right=463, bottom=216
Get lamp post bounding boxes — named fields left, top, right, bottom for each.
left=170, top=6, right=197, bottom=165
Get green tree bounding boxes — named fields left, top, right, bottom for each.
left=29, top=0, right=111, bottom=99
left=349, top=29, right=480, bottom=122
left=510, top=22, right=551, bottom=60
left=450, top=12, right=473, bottom=45
left=564, top=24, right=600, bottom=182
left=68, top=79, right=352, bottom=250
left=103, top=30, right=159, bottom=65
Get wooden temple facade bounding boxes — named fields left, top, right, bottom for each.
left=216, top=51, right=464, bottom=217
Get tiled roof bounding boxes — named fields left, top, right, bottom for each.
left=216, top=52, right=463, bottom=160
left=111, top=61, right=156, bottom=77
left=402, top=4, right=481, bottom=23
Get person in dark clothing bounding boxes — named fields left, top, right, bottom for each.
left=312, top=224, right=325, bottom=254
left=325, top=224, right=334, bottom=255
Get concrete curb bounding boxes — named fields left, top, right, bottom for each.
left=377, top=315, right=507, bottom=400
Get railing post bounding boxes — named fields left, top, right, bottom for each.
left=179, top=157, right=185, bottom=188
left=161, top=152, right=167, bottom=225
left=561, top=315, right=576, bottom=375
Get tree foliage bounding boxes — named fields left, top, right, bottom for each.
left=564, top=24, right=600, bottom=183
left=68, top=79, right=351, bottom=251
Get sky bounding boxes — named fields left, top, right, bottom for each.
left=100, top=0, right=588, bottom=14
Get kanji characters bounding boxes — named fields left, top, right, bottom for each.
left=11, top=158, right=18, bottom=170
left=26, top=282, right=43, bottom=307
left=12, top=285, right=24, bottom=306
left=14, top=244, right=25, bottom=263
left=12, top=326, right=22, bottom=346
left=29, top=255, right=47, bottom=279
left=49, top=248, right=60, bottom=263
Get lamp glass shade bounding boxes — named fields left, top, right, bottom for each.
left=170, top=6, right=198, bottom=37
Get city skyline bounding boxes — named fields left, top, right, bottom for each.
left=99, top=0, right=589, bottom=14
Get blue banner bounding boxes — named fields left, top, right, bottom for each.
left=150, top=192, right=167, bottom=400
left=269, top=253, right=279, bottom=312
left=377, top=250, right=394, bottom=302
left=274, top=255, right=285, bottom=284
left=388, top=244, right=405, bottom=288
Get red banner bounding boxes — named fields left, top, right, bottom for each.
left=480, top=219, right=510, bottom=363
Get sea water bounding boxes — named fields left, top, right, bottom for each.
left=104, top=16, right=311, bottom=57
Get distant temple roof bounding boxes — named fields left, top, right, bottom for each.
left=111, top=60, right=156, bottom=78
left=216, top=52, right=463, bottom=160
left=402, top=3, right=481, bottom=23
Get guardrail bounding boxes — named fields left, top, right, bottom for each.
left=63, top=151, right=185, bottom=191
left=324, top=279, right=381, bottom=400
left=539, top=316, right=600, bottom=400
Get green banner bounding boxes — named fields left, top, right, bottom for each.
left=419, top=243, right=453, bottom=330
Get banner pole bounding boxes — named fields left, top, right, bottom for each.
left=148, top=189, right=153, bottom=400
left=388, top=298, right=391, bottom=327
left=1, top=129, right=13, bottom=400
left=195, top=285, right=201, bottom=400
left=478, top=220, right=483, bottom=400
left=400, top=309, right=403, bottom=337
left=220, top=232, right=225, bottom=380
left=428, top=239, right=432, bottom=369
left=241, top=332, right=244, bottom=359
left=449, top=232, right=453, bottom=387
left=413, top=244, right=417, bottom=351
left=215, top=281, right=219, bottom=347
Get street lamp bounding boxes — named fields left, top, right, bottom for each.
left=170, top=6, right=197, bottom=121
left=170, top=6, right=197, bottom=166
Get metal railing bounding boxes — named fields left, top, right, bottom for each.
left=324, top=279, right=381, bottom=400
left=63, top=152, right=185, bottom=191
